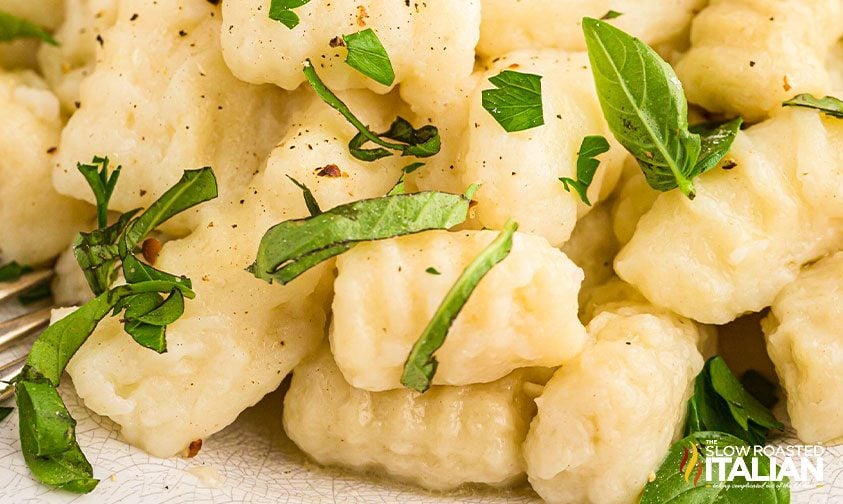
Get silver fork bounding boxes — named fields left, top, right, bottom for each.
left=0, top=270, right=54, bottom=402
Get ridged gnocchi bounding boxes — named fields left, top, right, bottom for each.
left=676, top=0, right=843, bottom=121
left=66, top=89, right=408, bottom=457
left=616, top=108, right=843, bottom=324
left=0, top=71, right=90, bottom=265
left=52, top=0, right=288, bottom=235
left=331, top=229, right=588, bottom=391
left=763, top=252, right=843, bottom=444
left=524, top=300, right=708, bottom=504
left=478, top=0, right=705, bottom=59
left=461, top=51, right=626, bottom=247
left=284, top=344, right=552, bottom=490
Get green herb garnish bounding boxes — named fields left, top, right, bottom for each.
left=481, top=70, right=544, bottom=132
left=401, top=220, right=518, bottom=392
left=286, top=175, right=322, bottom=216
left=0, top=261, right=31, bottom=282
left=640, top=431, right=788, bottom=503
left=343, top=28, right=395, bottom=86
left=386, top=162, right=425, bottom=196
left=249, top=185, right=478, bottom=285
left=685, top=357, right=784, bottom=446
left=0, top=10, right=58, bottom=46
left=600, top=10, right=623, bottom=19
left=303, top=60, right=440, bottom=162
left=13, top=164, right=218, bottom=493
left=582, top=17, right=740, bottom=199
left=560, top=135, right=610, bottom=205
left=0, top=406, right=12, bottom=422
left=425, top=267, right=441, bottom=275
left=783, top=94, right=843, bottom=118
left=268, top=0, right=310, bottom=29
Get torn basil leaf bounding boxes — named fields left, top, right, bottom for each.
left=268, top=0, right=310, bottom=29
left=73, top=211, right=137, bottom=296
left=303, top=60, right=441, bottom=162
left=689, top=118, right=744, bottom=176
left=0, top=406, right=12, bottom=422
left=401, top=220, right=518, bottom=393
left=640, top=431, right=789, bottom=504
left=0, top=261, right=32, bottom=282
left=249, top=188, right=477, bottom=285
left=583, top=18, right=740, bottom=199
left=76, top=156, right=122, bottom=229
left=387, top=162, right=425, bottom=196
left=481, top=70, right=544, bottom=132
left=343, top=28, right=395, bottom=86
left=600, top=10, right=623, bottom=19
left=685, top=357, right=784, bottom=447
left=286, top=175, right=322, bottom=216
left=0, top=10, right=58, bottom=46
left=783, top=93, right=843, bottom=119
left=425, top=267, right=441, bottom=275
left=560, top=135, right=610, bottom=205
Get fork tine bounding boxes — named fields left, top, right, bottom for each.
left=0, top=269, right=54, bottom=304
left=0, top=307, right=52, bottom=352
left=0, top=354, right=27, bottom=403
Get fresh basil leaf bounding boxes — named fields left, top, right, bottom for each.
left=481, top=70, right=544, bottom=132
left=303, top=60, right=441, bottom=161
left=560, top=135, right=611, bottom=205
left=121, top=167, right=218, bottom=255
left=286, top=175, right=322, bottom=216
left=401, top=220, right=518, bottom=392
left=249, top=190, right=475, bottom=285
left=343, top=28, right=395, bottom=86
left=73, top=211, right=138, bottom=295
left=268, top=0, right=310, bottom=29
left=640, top=431, right=789, bottom=504
left=0, top=10, right=58, bottom=46
left=690, top=118, right=743, bottom=176
left=15, top=381, right=97, bottom=493
left=782, top=93, right=843, bottom=119
left=601, top=10, right=623, bottom=19
left=582, top=17, right=702, bottom=199
left=387, top=162, right=425, bottom=196
left=0, top=406, right=12, bottom=422
left=685, top=357, right=784, bottom=446
left=122, top=254, right=193, bottom=292
left=77, top=156, right=122, bottom=229
left=123, top=321, right=166, bottom=353
left=0, top=261, right=32, bottom=282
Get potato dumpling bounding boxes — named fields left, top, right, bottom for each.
left=66, top=89, right=408, bottom=457
left=331, top=229, right=588, bottom=391
left=284, top=345, right=552, bottom=490
left=763, top=252, right=843, bottom=444
left=478, top=0, right=704, bottom=59
left=220, top=0, right=479, bottom=111
left=676, top=0, right=843, bottom=121
left=616, top=108, right=843, bottom=324
left=53, top=0, right=287, bottom=235
left=0, top=71, right=90, bottom=265
left=37, top=0, right=119, bottom=114
left=461, top=51, right=626, bottom=247
left=524, top=301, right=708, bottom=504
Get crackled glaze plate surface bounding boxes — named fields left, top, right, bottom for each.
left=0, top=302, right=841, bottom=504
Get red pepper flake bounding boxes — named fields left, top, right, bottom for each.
left=356, top=5, right=368, bottom=27
left=316, top=164, right=343, bottom=178
left=186, top=439, right=202, bottom=458
left=329, top=36, right=345, bottom=48
left=142, top=238, right=163, bottom=265
left=783, top=75, right=792, bottom=92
